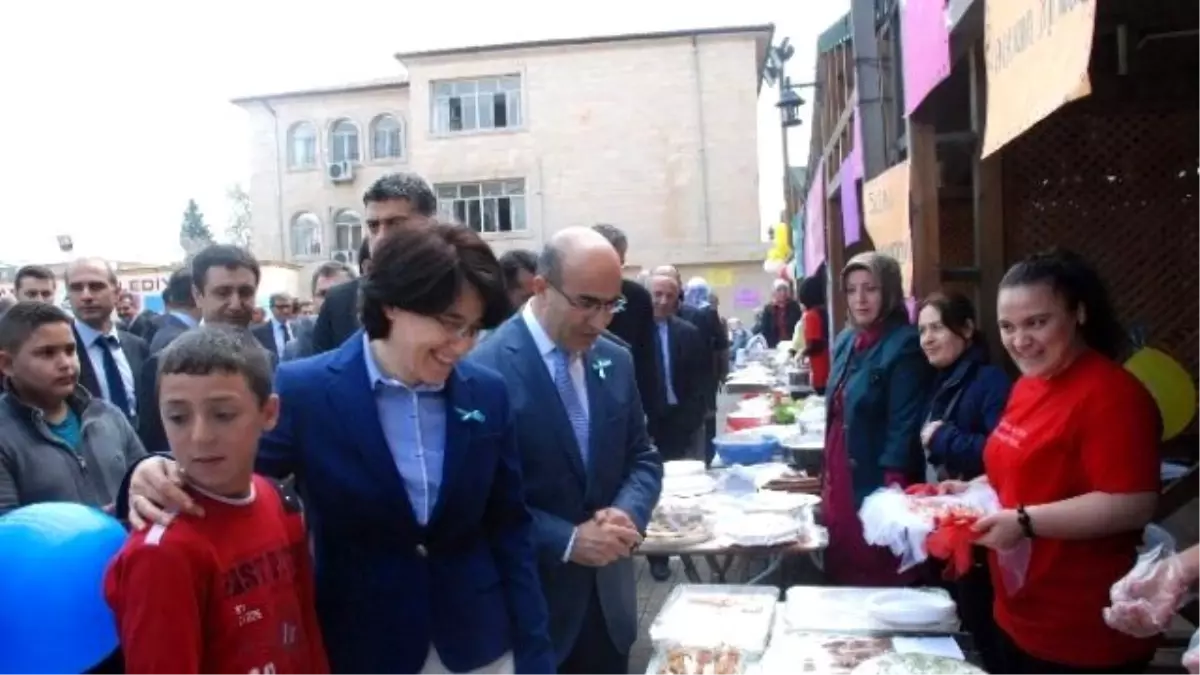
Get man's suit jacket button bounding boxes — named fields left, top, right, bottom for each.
left=415, top=544, right=428, bottom=557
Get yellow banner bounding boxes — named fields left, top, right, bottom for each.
left=707, top=268, right=735, bottom=288
left=863, top=161, right=914, bottom=295
left=981, top=0, right=1096, bottom=157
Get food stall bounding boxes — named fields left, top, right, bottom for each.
left=647, top=583, right=981, bottom=674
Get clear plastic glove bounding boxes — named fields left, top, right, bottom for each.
left=1184, top=630, right=1199, bottom=674
left=1103, top=545, right=1188, bottom=638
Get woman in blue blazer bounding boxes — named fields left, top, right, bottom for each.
left=915, top=291, right=1010, bottom=674
left=120, top=222, right=555, bottom=674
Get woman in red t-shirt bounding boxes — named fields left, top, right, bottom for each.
left=797, top=267, right=830, bottom=393
left=956, top=249, right=1160, bottom=673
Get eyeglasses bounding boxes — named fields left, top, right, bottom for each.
left=435, top=315, right=480, bottom=341
left=547, top=281, right=626, bottom=316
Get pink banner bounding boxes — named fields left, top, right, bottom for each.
left=902, top=0, right=952, bottom=116
left=803, top=162, right=826, bottom=276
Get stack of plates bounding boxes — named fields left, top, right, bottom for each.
left=865, top=590, right=957, bottom=628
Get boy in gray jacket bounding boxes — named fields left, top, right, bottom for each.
left=0, top=301, right=146, bottom=515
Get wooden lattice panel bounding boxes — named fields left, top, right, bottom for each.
left=1002, top=96, right=1199, bottom=377
left=938, top=198, right=976, bottom=269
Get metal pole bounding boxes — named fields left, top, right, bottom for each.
left=851, top=0, right=888, bottom=180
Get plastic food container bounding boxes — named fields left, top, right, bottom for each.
left=649, top=584, right=779, bottom=656
left=714, top=432, right=780, bottom=466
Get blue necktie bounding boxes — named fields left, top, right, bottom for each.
left=552, top=349, right=590, bottom=467
left=96, top=335, right=132, bottom=418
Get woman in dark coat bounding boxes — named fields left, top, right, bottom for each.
left=916, top=291, right=1011, bottom=672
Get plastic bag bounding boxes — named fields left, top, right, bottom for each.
left=1103, top=541, right=1187, bottom=638
left=1184, top=630, right=1199, bottom=674
left=858, top=482, right=1031, bottom=594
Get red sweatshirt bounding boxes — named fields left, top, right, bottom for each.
left=105, top=475, right=329, bottom=674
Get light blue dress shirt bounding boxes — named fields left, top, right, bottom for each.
left=361, top=333, right=448, bottom=526
left=655, top=320, right=678, bottom=406
left=520, top=304, right=590, bottom=561
left=74, top=320, right=136, bottom=410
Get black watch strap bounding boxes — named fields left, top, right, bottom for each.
left=1017, top=505, right=1036, bottom=538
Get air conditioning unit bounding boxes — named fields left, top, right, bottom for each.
left=332, top=249, right=357, bottom=264
left=326, top=160, right=354, bottom=183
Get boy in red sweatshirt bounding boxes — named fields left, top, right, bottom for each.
left=104, top=326, right=328, bottom=674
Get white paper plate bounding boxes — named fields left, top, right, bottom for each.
left=662, top=474, right=717, bottom=497
left=663, top=460, right=707, bottom=479
left=742, top=491, right=821, bottom=513
left=866, top=590, right=956, bottom=627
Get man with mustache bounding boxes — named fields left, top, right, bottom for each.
left=136, top=245, right=267, bottom=453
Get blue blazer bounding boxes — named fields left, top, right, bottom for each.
left=469, top=315, right=663, bottom=663
left=923, top=345, right=1011, bottom=479
left=260, top=332, right=554, bottom=674
left=828, top=321, right=934, bottom=507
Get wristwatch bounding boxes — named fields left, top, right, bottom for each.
left=1017, top=505, right=1036, bottom=538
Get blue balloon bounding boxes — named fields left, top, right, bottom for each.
left=0, top=502, right=128, bottom=674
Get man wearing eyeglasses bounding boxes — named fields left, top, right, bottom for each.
left=469, top=227, right=663, bottom=675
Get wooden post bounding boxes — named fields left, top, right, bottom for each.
left=909, top=119, right=941, bottom=301
left=970, top=44, right=1006, bottom=358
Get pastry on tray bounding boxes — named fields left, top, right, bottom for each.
left=658, top=646, right=743, bottom=674
left=762, top=470, right=822, bottom=494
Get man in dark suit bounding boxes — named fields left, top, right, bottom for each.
left=285, top=262, right=355, bottom=361
left=63, top=258, right=149, bottom=424
left=251, top=292, right=293, bottom=358
left=470, top=227, right=663, bottom=674
left=591, top=224, right=663, bottom=438
left=311, top=172, right=438, bottom=354
left=137, top=245, right=268, bottom=453
left=148, top=268, right=200, bottom=354
left=643, top=272, right=710, bottom=580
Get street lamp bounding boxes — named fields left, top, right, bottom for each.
left=777, top=83, right=806, bottom=128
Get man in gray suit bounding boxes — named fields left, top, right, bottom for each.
left=284, top=261, right=354, bottom=361
left=470, top=228, right=663, bottom=674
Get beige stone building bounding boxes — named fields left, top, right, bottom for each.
left=234, top=24, right=779, bottom=318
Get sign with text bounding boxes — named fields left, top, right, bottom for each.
left=902, top=0, right=952, bottom=116
left=981, top=0, right=1096, bottom=157
left=863, top=161, right=914, bottom=295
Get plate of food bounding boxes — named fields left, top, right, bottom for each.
left=765, top=633, right=893, bottom=675
left=643, top=512, right=713, bottom=552
left=653, top=646, right=744, bottom=674
left=851, top=652, right=983, bottom=675
left=649, top=585, right=778, bottom=654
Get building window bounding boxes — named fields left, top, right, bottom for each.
left=290, top=212, right=322, bottom=257
left=431, top=76, right=522, bottom=134
left=370, top=114, right=404, bottom=160
left=435, top=179, right=527, bottom=234
left=329, top=119, right=360, bottom=163
left=334, top=209, right=364, bottom=253
left=287, top=122, right=317, bottom=169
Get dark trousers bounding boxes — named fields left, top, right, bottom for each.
left=953, top=553, right=1002, bottom=674
left=558, top=590, right=628, bottom=674
left=991, top=626, right=1153, bottom=674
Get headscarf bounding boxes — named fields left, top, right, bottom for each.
left=683, top=277, right=712, bottom=309
left=842, top=251, right=908, bottom=329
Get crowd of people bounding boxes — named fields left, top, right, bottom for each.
left=0, top=169, right=1192, bottom=675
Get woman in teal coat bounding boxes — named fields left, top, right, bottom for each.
left=822, top=252, right=934, bottom=585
